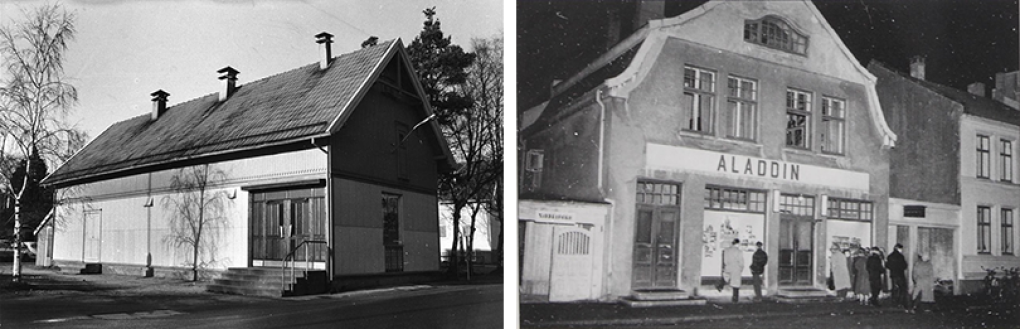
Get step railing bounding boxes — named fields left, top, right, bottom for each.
left=281, top=240, right=328, bottom=292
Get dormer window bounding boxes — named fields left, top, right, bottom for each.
left=744, top=16, right=808, bottom=55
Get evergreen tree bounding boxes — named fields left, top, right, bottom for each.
left=406, top=7, right=476, bottom=126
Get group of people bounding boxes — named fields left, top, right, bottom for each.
left=715, top=238, right=936, bottom=313
left=829, top=243, right=936, bottom=313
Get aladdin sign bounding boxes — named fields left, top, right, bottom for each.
left=645, top=143, right=869, bottom=192
left=717, top=155, right=800, bottom=181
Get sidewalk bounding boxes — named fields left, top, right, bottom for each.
left=520, top=294, right=1016, bottom=327
left=0, top=262, right=209, bottom=297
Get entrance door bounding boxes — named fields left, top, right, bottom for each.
left=632, top=205, right=679, bottom=289
left=549, top=226, right=594, bottom=301
left=83, top=210, right=102, bottom=263
left=779, top=215, right=813, bottom=285
left=250, top=187, right=326, bottom=267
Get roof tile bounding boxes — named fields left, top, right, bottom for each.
left=45, top=40, right=395, bottom=186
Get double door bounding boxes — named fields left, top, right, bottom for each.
left=250, top=188, right=326, bottom=265
left=632, top=205, right=680, bottom=289
left=778, top=215, right=813, bottom=285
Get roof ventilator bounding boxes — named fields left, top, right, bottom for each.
left=218, top=66, right=239, bottom=101
left=150, top=89, right=169, bottom=120
left=316, top=32, right=334, bottom=70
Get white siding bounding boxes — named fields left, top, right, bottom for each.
left=52, top=149, right=327, bottom=271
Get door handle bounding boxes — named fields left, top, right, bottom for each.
left=279, top=226, right=284, bottom=237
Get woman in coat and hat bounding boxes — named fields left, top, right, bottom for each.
left=908, top=253, right=935, bottom=313
left=830, top=243, right=852, bottom=298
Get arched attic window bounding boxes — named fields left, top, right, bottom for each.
left=744, top=16, right=808, bottom=55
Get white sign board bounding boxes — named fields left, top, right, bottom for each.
left=645, top=143, right=870, bottom=192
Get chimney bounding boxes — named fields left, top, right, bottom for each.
left=910, top=56, right=926, bottom=80
left=968, top=82, right=986, bottom=97
left=150, top=89, right=169, bottom=120
left=316, top=32, right=334, bottom=70
left=633, top=0, right=665, bottom=30
left=217, top=66, right=239, bottom=101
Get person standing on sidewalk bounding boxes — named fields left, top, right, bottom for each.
left=830, top=243, right=852, bottom=299
left=885, top=243, right=908, bottom=309
left=908, top=253, right=935, bottom=313
left=718, top=238, right=744, bottom=303
left=750, top=241, right=767, bottom=301
left=851, top=246, right=870, bottom=304
left=866, top=246, right=885, bottom=306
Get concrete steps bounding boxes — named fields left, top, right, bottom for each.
left=207, top=267, right=328, bottom=297
left=620, top=289, right=707, bottom=307
left=773, top=287, right=835, bottom=304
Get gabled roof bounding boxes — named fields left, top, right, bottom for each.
left=523, top=0, right=896, bottom=147
left=44, top=39, right=452, bottom=187
left=869, top=61, right=1020, bottom=125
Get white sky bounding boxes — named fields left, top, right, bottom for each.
left=0, top=0, right=504, bottom=140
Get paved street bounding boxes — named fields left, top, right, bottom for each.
left=0, top=264, right=502, bottom=329
left=521, top=296, right=1020, bottom=328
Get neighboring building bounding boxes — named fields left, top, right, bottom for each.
left=871, top=60, right=1020, bottom=295
left=520, top=0, right=896, bottom=303
left=992, top=70, right=1020, bottom=110
left=39, top=34, right=454, bottom=295
left=438, top=201, right=500, bottom=265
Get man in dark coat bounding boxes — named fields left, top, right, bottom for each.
left=750, top=241, right=768, bottom=301
left=885, top=243, right=908, bottom=308
left=866, top=246, right=885, bottom=306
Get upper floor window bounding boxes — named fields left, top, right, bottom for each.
left=978, top=135, right=990, bottom=179
left=978, top=206, right=991, bottom=254
left=682, top=66, right=715, bottom=133
left=724, top=76, right=757, bottom=140
left=744, top=16, right=808, bottom=55
left=1001, top=139, right=1013, bottom=182
left=821, top=97, right=846, bottom=154
left=525, top=149, right=544, bottom=189
left=786, top=89, right=812, bottom=149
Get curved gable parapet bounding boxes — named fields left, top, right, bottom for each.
left=604, top=0, right=896, bottom=147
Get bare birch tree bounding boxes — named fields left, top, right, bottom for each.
left=162, top=164, right=230, bottom=281
left=0, top=4, right=85, bottom=281
left=456, top=35, right=503, bottom=278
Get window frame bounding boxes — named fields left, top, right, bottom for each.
left=785, top=89, right=813, bottom=150
left=704, top=185, right=768, bottom=214
left=525, top=149, right=544, bottom=172
left=725, top=75, right=758, bottom=141
left=821, top=96, right=846, bottom=155
left=682, top=65, right=716, bottom=134
left=978, top=135, right=991, bottom=179
left=1003, top=208, right=1014, bottom=255
left=637, top=181, right=682, bottom=206
left=1001, top=139, right=1013, bottom=182
left=827, top=198, right=874, bottom=222
left=978, top=206, right=992, bottom=254
left=743, top=16, right=809, bottom=55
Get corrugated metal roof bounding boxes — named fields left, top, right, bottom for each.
left=44, top=40, right=396, bottom=186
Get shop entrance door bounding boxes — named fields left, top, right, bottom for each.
left=779, top=215, right=813, bottom=286
left=632, top=205, right=680, bottom=289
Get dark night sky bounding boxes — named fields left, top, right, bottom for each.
left=517, top=0, right=1019, bottom=111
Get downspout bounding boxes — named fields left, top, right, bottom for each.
left=313, top=138, right=334, bottom=284
left=595, top=88, right=616, bottom=300
left=595, top=89, right=607, bottom=190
